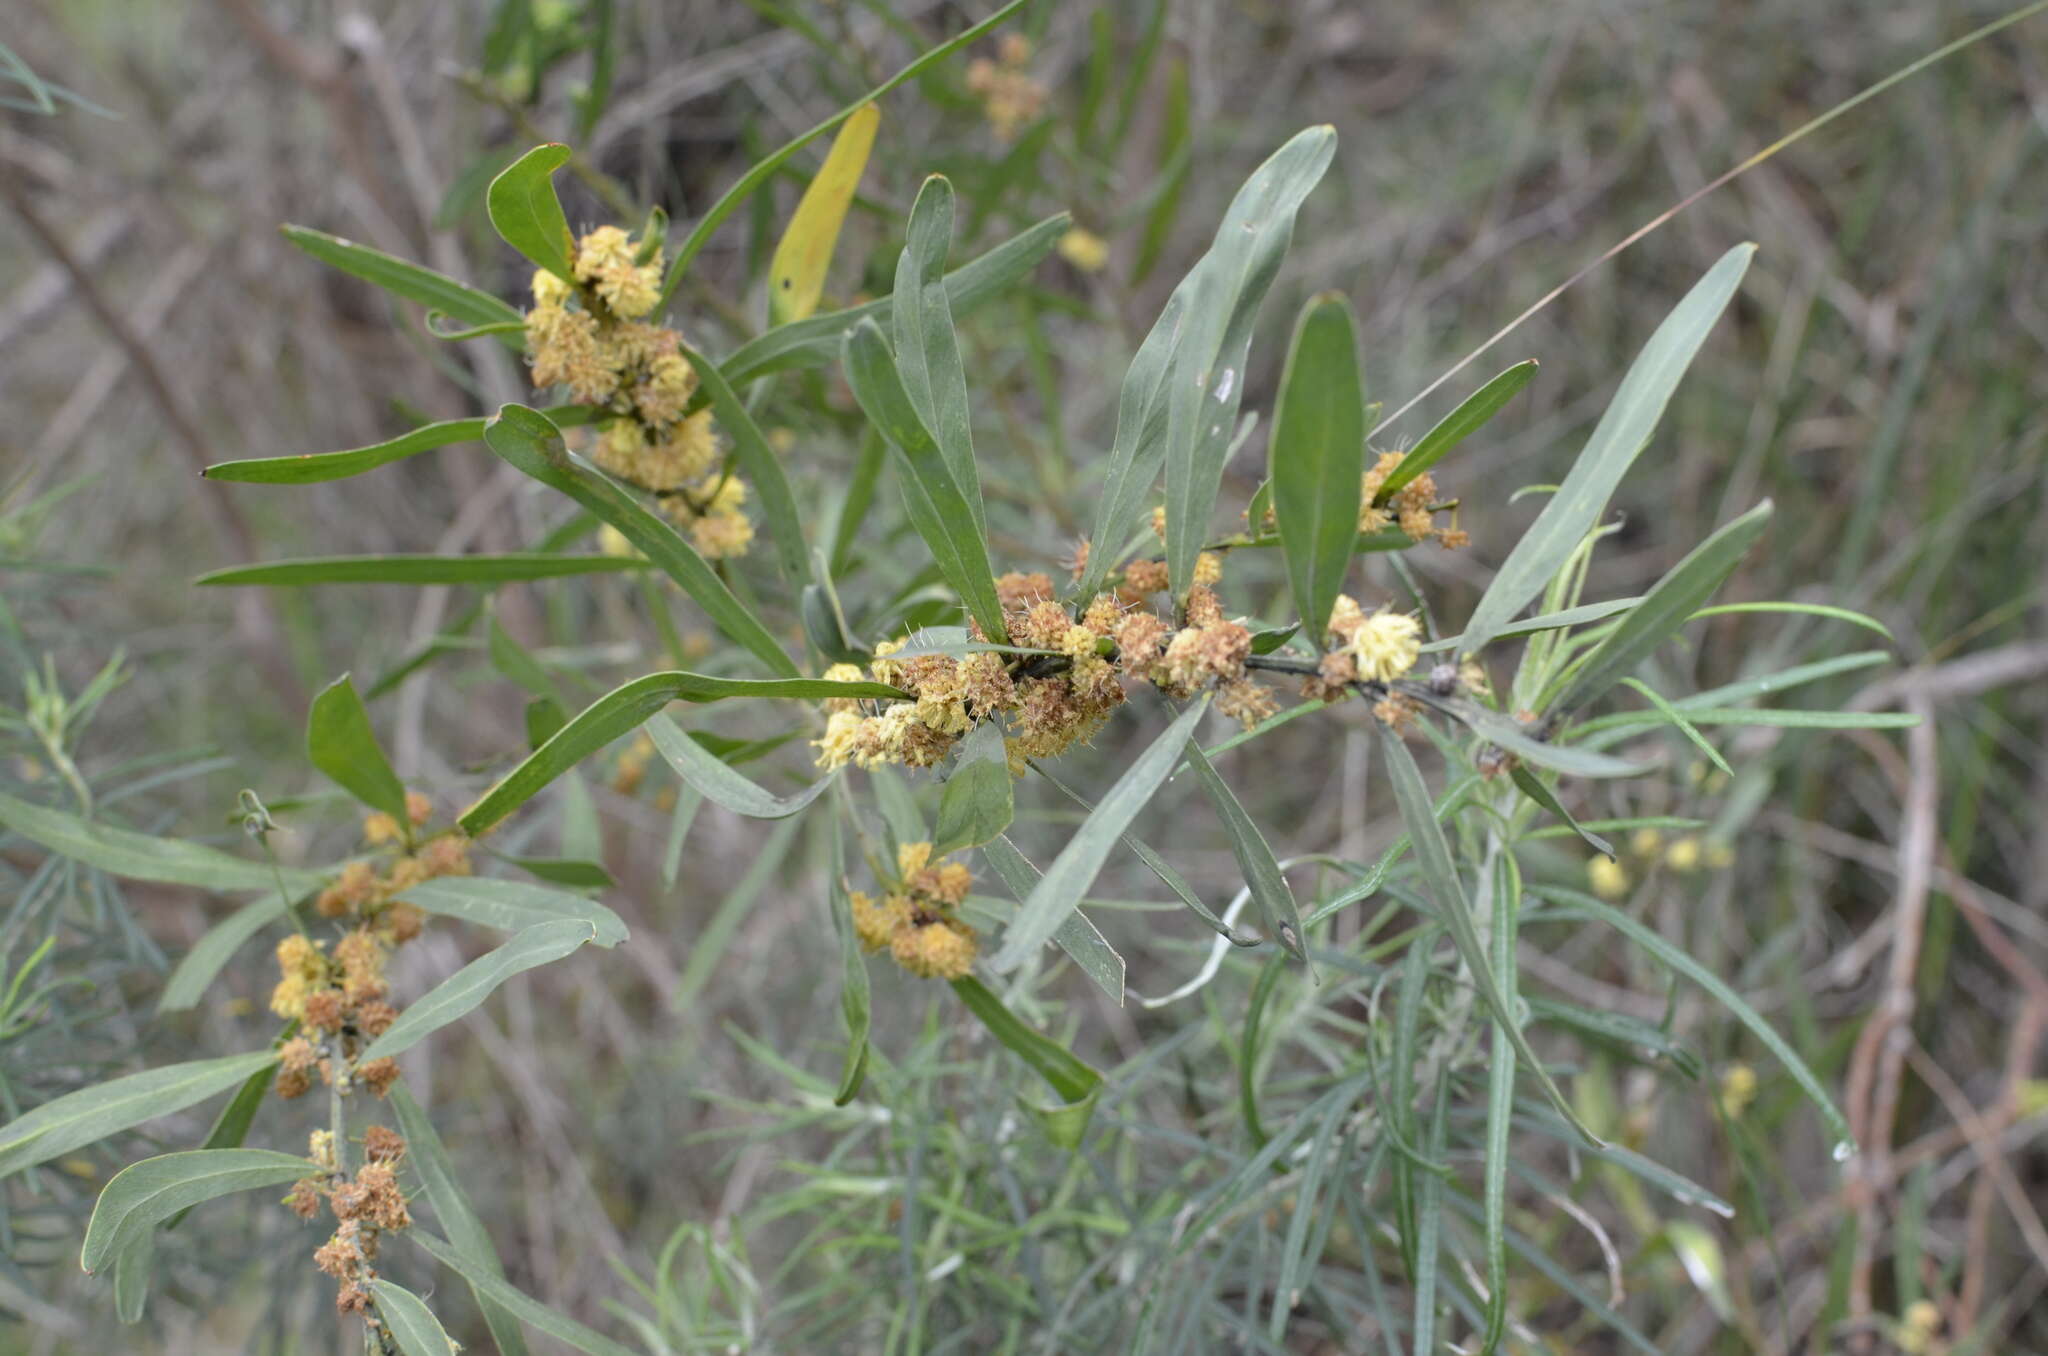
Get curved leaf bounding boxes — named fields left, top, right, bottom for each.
left=358, top=920, right=599, bottom=1062
left=1182, top=739, right=1306, bottom=962
left=307, top=674, right=407, bottom=820
left=200, top=407, right=594, bottom=485
left=1269, top=291, right=1364, bottom=641
left=1460, top=243, right=1754, bottom=656
left=933, top=723, right=1012, bottom=854
left=0, top=1051, right=279, bottom=1181
left=159, top=893, right=292, bottom=1013
left=412, top=1229, right=641, bottom=1356
left=371, top=1281, right=459, bottom=1356
left=0, top=792, right=321, bottom=892
left=769, top=103, right=878, bottom=326
left=1377, top=359, right=1537, bottom=503
left=197, top=554, right=646, bottom=587
left=480, top=403, right=798, bottom=677
left=949, top=976, right=1103, bottom=1149
left=397, top=877, right=628, bottom=947
left=280, top=226, right=523, bottom=347
left=487, top=144, right=575, bottom=282
left=644, top=713, right=833, bottom=820
left=893, top=175, right=986, bottom=542
left=389, top=1084, right=529, bottom=1356
left=990, top=698, right=1209, bottom=972
left=677, top=342, right=811, bottom=584
left=81, top=1149, right=310, bottom=1274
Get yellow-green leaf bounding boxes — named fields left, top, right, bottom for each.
left=769, top=103, right=878, bottom=327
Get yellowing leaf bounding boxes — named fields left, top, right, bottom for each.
left=770, top=103, right=879, bottom=326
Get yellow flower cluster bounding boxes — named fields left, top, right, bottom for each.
left=1300, top=595, right=1424, bottom=724
left=964, top=33, right=1046, bottom=141
left=303, top=1136, right=412, bottom=1317
left=849, top=841, right=978, bottom=980
left=1057, top=227, right=1109, bottom=273
left=1360, top=449, right=1468, bottom=548
left=316, top=803, right=470, bottom=927
left=523, top=224, right=753, bottom=560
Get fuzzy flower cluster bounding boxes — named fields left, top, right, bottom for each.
left=1298, top=593, right=1428, bottom=729
left=270, top=925, right=402, bottom=1102
left=315, top=795, right=470, bottom=924
left=964, top=33, right=1046, bottom=141
left=523, top=224, right=752, bottom=560
left=849, top=841, right=978, bottom=980
left=812, top=557, right=1281, bottom=776
left=1252, top=448, right=1467, bottom=550
left=288, top=1125, right=412, bottom=1317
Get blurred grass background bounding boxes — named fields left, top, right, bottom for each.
left=4, top=1, right=2046, bottom=1351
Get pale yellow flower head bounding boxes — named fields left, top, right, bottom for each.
left=1349, top=610, right=1422, bottom=684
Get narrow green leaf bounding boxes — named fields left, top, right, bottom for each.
left=991, top=698, right=1209, bottom=972
left=678, top=342, right=811, bottom=584
left=1508, top=765, right=1615, bottom=859
left=1618, top=677, right=1732, bottom=777
left=643, top=713, right=835, bottom=820
left=656, top=0, right=1028, bottom=308
left=1542, top=887, right=1855, bottom=1153
left=281, top=226, right=524, bottom=348
left=1378, top=359, right=1537, bottom=503
left=979, top=834, right=1127, bottom=1004
left=1688, top=599, right=1892, bottom=639
left=198, top=553, right=646, bottom=588
left=1582, top=706, right=1920, bottom=733
left=163, top=1059, right=279, bottom=1231
left=933, top=724, right=1012, bottom=854
left=389, top=1084, right=530, bottom=1356
left=828, top=833, right=872, bottom=1105
left=1072, top=287, right=1186, bottom=603
left=720, top=213, right=1068, bottom=386
left=397, top=877, right=627, bottom=947
left=486, top=144, right=575, bottom=281
left=842, top=319, right=1006, bottom=641
left=81, top=1149, right=310, bottom=1274
left=359, top=920, right=597, bottom=1062
left=1269, top=292, right=1364, bottom=641
left=1435, top=698, right=1649, bottom=778
left=412, top=1229, right=639, bottom=1356
left=504, top=855, right=613, bottom=889
left=1556, top=501, right=1774, bottom=714
left=893, top=175, right=986, bottom=542
left=481, top=403, right=799, bottom=676
left=201, top=407, right=594, bottom=485
left=0, top=792, right=321, bottom=893
left=769, top=102, right=878, bottom=326
left=1182, top=740, right=1308, bottom=962
left=112, top=1229, right=152, bottom=1322
left=487, top=611, right=561, bottom=704
left=1163, top=127, right=1337, bottom=603
left=371, top=1281, right=459, bottom=1356
left=1411, top=1073, right=1448, bottom=1355
left=1481, top=854, right=1521, bottom=1354
left=1461, top=243, right=1755, bottom=655
left=159, top=893, right=292, bottom=1013
left=1380, top=730, right=1602, bottom=1145
left=1681, top=649, right=1890, bottom=709
left=1422, top=596, right=1640, bottom=654
left=949, top=976, right=1103, bottom=1149
left=306, top=674, right=408, bottom=821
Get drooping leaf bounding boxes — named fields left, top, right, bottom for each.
left=305, top=674, right=408, bottom=822
left=1182, top=740, right=1307, bottom=963
left=396, top=877, right=627, bottom=947
left=358, top=920, right=600, bottom=1062
left=828, top=825, right=872, bottom=1105
left=979, top=833, right=1127, bottom=1003
left=280, top=226, right=524, bottom=348
left=656, top=0, right=1028, bottom=308
left=1508, top=765, right=1615, bottom=859
left=1460, top=243, right=1754, bottom=656
left=949, top=976, right=1103, bottom=1149
left=1377, top=359, right=1537, bottom=503
left=1269, top=292, right=1364, bottom=641
left=1379, top=729, right=1602, bottom=1145
left=412, top=1229, right=640, bottom=1356
left=0, top=793, right=322, bottom=893
left=0, top=1051, right=278, bottom=1181
left=112, top=1229, right=152, bottom=1322
left=842, top=319, right=1006, bottom=641
left=159, top=893, right=293, bottom=1012
left=81, top=1149, right=311, bottom=1274
left=932, top=723, right=1012, bottom=854
left=643, top=714, right=835, bottom=820
left=201, top=407, right=595, bottom=485
left=486, top=144, right=576, bottom=282
left=1435, top=697, right=1650, bottom=778
left=197, top=554, right=648, bottom=587
left=389, top=1083, right=530, bottom=1356
left=1542, top=887, right=1854, bottom=1153
left=480, top=403, right=799, bottom=676
left=677, top=341, right=811, bottom=584
left=371, top=1281, right=460, bottom=1356
left=1554, top=500, right=1774, bottom=715
left=990, top=698, right=1209, bottom=972
left=769, top=103, right=878, bottom=326
left=720, top=213, right=1068, bottom=385
left=1161, top=127, right=1338, bottom=603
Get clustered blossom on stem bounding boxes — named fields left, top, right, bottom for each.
left=289, top=1123, right=413, bottom=1317
left=849, top=841, right=979, bottom=980
left=523, top=224, right=752, bottom=559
